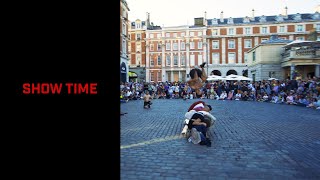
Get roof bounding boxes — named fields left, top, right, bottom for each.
left=207, top=12, right=320, bottom=26
left=283, top=40, right=320, bottom=48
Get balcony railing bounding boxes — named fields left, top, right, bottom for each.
left=282, top=49, right=319, bottom=59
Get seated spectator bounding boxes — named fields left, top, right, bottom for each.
left=219, top=91, right=227, bottom=100
left=242, top=91, right=249, bottom=101
left=234, top=90, right=242, bottom=101
left=286, top=93, right=296, bottom=105
left=262, top=93, right=269, bottom=102
left=227, top=90, right=234, bottom=100
left=296, top=95, right=309, bottom=107
left=270, top=94, right=279, bottom=104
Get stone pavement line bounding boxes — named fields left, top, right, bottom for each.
left=121, top=99, right=320, bottom=179
left=120, top=134, right=183, bottom=149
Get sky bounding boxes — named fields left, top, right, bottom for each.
left=126, top=0, right=319, bottom=27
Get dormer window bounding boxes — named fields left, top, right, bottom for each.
left=259, top=16, right=266, bottom=23
left=312, top=12, right=320, bottom=20
left=294, top=13, right=302, bottom=21
left=136, top=22, right=141, bottom=29
left=243, top=16, right=250, bottom=23
left=212, top=18, right=218, bottom=24
left=227, top=17, right=234, bottom=24
left=276, top=15, right=284, bottom=22
left=207, top=19, right=212, bottom=25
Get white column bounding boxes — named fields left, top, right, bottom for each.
left=203, top=41, right=207, bottom=65
left=315, top=64, right=320, bottom=78
left=254, top=37, right=259, bottom=47
left=162, top=43, right=166, bottom=82
left=171, top=70, right=174, bottom=81
left=178, top=52, right=181, bottom=67
left=238, top=37, right=242, bottom=64
left=186, top=41, right=190, bottom=78
left=146, top=44, right=150, bottom=82
left=221, top=38, right=226, bottom=64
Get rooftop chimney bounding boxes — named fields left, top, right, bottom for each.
left=251, top=9, right=255, bottom=20
left=204, top=11, right=207, bottom=25
left=283, top=6, right=288, bottom=17
left=220, top=11, right=224, bottom=22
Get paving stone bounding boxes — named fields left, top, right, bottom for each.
left=121, top=99, right=320, bottom=179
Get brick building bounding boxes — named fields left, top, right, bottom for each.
left=129, top=7, right=320, bottom=82
left=120, top=0, right=130, bottom=83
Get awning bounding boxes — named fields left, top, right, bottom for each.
left=128, top=71, right=138, bottom=78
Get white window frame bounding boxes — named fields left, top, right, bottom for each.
left=181, top=42, right=185, bottom=50
left=180, top=54, right=185, bottom=65
left=244, top=53, right=248, bottom=63
left=228, top=52, right=236, bottom=64
left=166, top=33, right=170, bottom=37
left=228, top=39, right=235, bottom=49
left=190, top=32, right=194, bottom=36
left=190, top=42, right=195, bottom=49
left=190, top=54, right=195, bottom=66
left=198, top=41, right=203, bottom=49
left=198, top=54, right=203, bottom=65
left=166, top=55, right=171, bottom=66
left=296, top=36, right=305, bottom=41
left=198, top=31, right=203, bottom=36
left=157, top=43, right=161, bottom=51
left=261, top=27, right=268, bottom=34
left=212, top=29, right=218, bottom=35
left=296, top=24, right=304, bottom=32
left=157, top=55, right=162, bottom=65
left=173, top=55, right=178, bottom=66
left=228, top=28, right=235, bottom=35
left=166, top=42, right=171, bottom=50
left=136, top=54, right=141, bottom=65
left=244, top=39, right=252, bottom=48
left=157, top=33, right=161, bottom=38
left=212, top=53, right=219, bottom=64
left=212, top=40, right=219, bottom=49
left=150, top=34, right=154, bottom=38
left=173, top=33, right=177, bottom=37
left=173, top=42, right=178, bottom=50
left=181, top=32, right=185, bottom=37
left=122, top=39, right=126, bottom=54
left=157, top=72, right=161, bottom=82
left=278, top=25, right=286, bottom=33
left=122, top=23, right=126, bottom=35
left=136, top=43, right=141, bottom=52
left=150, top=57, right=154, bottom=66
left=316, top=24, right=320, bottom=31
left=150, top=44, right=154, bottom=51
left=136, top=33, right=141, bottom=40
left=244, top=27, right=252, bottom=35
left=136, top=23, right=141, bottom=29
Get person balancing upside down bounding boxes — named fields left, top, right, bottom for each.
left=187, top=62, right=208, bottom=97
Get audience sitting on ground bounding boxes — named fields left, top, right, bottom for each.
left=120, top=77, right=320, bottom=110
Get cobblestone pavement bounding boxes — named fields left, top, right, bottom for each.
left=120, top=99, right=320, bottom=179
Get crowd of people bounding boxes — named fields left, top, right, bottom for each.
left=120, top=76, right=320, bottom=109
